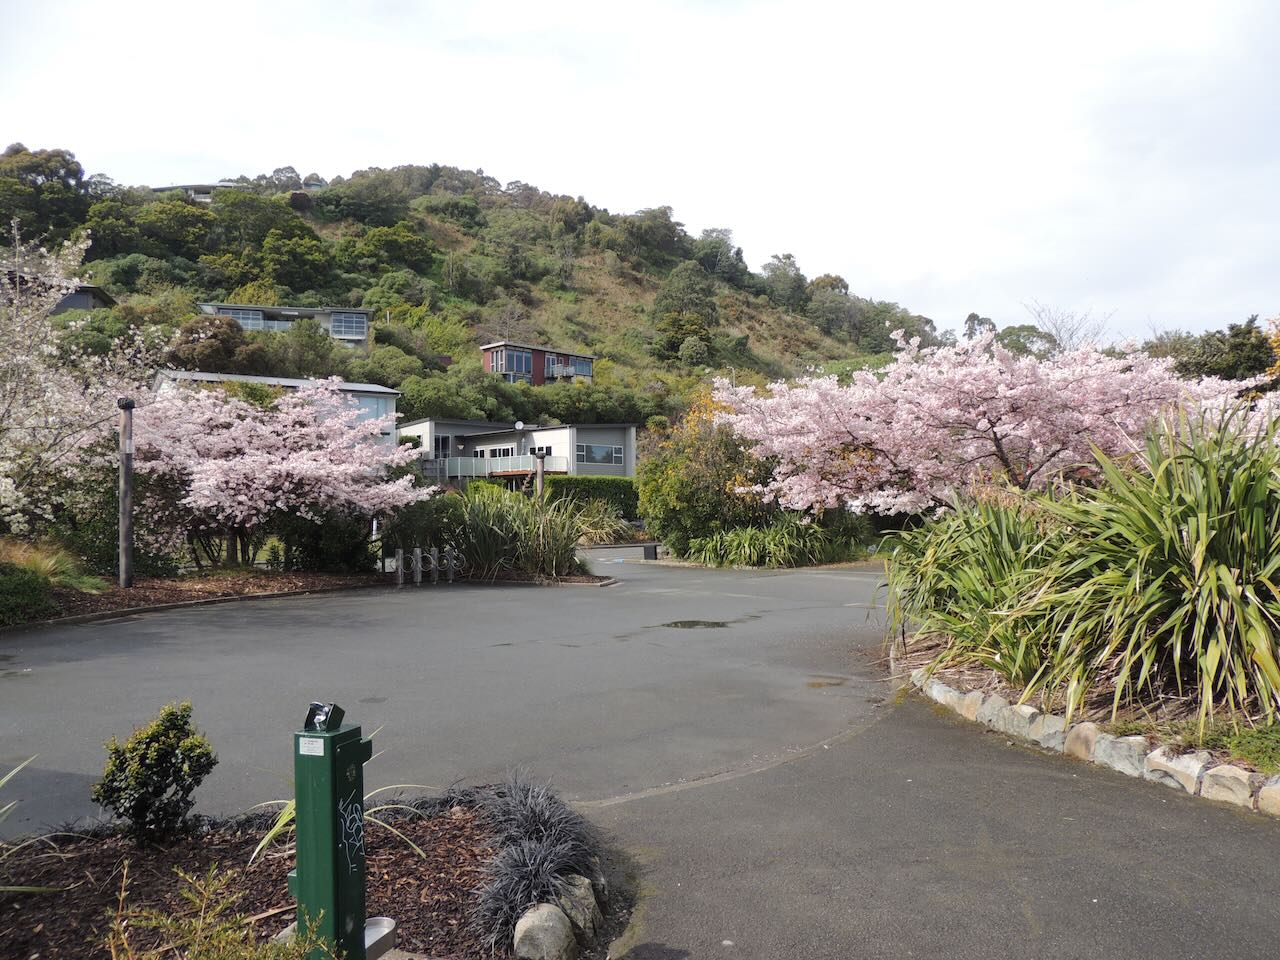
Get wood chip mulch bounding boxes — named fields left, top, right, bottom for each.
left=0, top=807, right=499, bottom=960
left=47, top=572, right=385, bottom=620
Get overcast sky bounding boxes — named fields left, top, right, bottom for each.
left=3, top=0, right=1276, bottom=338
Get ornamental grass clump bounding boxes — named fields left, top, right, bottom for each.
left=687, top=514, right=851, bottom=568
left=464, top=772, right=599, bottom=953
left=889, top=405, right=1280, bottom=729
left=451, top=485, right=626, bottom=579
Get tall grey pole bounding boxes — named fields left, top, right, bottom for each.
left=117, top=397, right=135, bottom=588
left=534, top=450, right=546, bottom=497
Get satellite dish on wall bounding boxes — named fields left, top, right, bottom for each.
left=514, top=420, right=525, bottom=431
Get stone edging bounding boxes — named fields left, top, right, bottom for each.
left=903, top=666, right=1280, bottom=819
left=512, top=866, right=607, bottom=959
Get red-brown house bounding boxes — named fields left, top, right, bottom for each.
left=481, top=340, right=594, bottom=385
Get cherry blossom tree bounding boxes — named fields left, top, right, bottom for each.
left=134, top=379, right=434, bottom=564
left=0, top=225, right=157, bottom=531
left=714, top=333, right=1248, bottom=515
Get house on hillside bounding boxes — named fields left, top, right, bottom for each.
left=398, top=417, right=636, bottom=485
left=153, top=370, right=400, bottom=447
left=51, top=284, right=115, bottom=315
left=481, top=340, right=594, bottom=385
left=151, top=182, right=239, bottom=203
left=197, top=302, right=372, bottom=349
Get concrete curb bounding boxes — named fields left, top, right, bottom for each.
left=898, top=662, right=1280, bottom=820
left=0, top=581, right=395, bottom=637
left=1, top=575, right=621, bottom=638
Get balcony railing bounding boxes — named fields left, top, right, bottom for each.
left=421, top=455, right=570, bottom=478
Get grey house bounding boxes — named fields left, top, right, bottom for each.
left=398, top=417, right=637, bottom=484
left=197, top=302, right=372, bottom=348
left=51, top=284, right=115, bottom=315
left=154, top=370, right=400, bottom=447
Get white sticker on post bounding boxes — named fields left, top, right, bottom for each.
left=298, top=737, right=325, bottom=756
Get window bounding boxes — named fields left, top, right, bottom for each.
left=433, top=435, right=452, bottom=459
left=330, top=311, right=368, bottom=339
left=544, top=354, right=558, bottom=377
left=262, top=316, right=293, bottom=332
left=576, top=443, right=624, bottom=465
left=531, top=445, right=553, bottom=457
left=490, top=446, right=514, bottom=458
left=573, top=357, right=593, bottom=377
left=218, top=308, right=264, bottom=330
left=473, top=449, right=485, bottom=458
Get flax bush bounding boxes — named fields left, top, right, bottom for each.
left=451, top=485, right=627, bottom=579
left=890, top=406, right=1280, bottom=728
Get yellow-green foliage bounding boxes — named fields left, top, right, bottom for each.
left=0, top=539, right=108, bottom=593
left=106, top=865, right=334, bottom=959
left=92, top=702, right=218, bottom=842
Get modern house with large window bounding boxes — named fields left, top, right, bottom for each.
left=481, top=341, right=594, bottom=385
left=197, top=302, right=372, bottom=348
left=152, top=182, right=240, bottom=203
left=398, top=417, right=635, bottom=484
left=153, top=370, right=400, bottom=447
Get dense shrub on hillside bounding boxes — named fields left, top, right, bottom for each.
left=890, top=406, right=1280, bottom=727
left=544, top=475, right=638, bottom=520
left=0, top=561, right=59, bottom=625
left=637, top=395, right=775, bottom=556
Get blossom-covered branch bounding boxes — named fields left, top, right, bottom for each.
left=714, top=332, right=1247, bottom=514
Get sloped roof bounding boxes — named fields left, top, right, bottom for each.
left=155, top=369, right=399, bottom=395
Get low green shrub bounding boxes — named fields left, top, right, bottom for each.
left=545, top=475, right=639, bottom=520
left=381, top=491, right=466, bottom=552
left=687, top=514, right=866, bottom=568
left=274, top=512, right=375, bottom=573
left=0, top=561, right=59, bottom=626
left=1225, top=725, right=1280, bottom=775
left=106, top=865, right=333, bottom=959
left=91, top=702, right=218, bottom=842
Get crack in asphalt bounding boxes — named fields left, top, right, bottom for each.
left=574, top=701, right=897, bottom=810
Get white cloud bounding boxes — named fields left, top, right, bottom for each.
left=2, top=0, right=1276, bottom=338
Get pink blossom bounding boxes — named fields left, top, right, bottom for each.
left=714, top=332, right=1249, bottom=514
left=134, top=378, right=433, bottom=532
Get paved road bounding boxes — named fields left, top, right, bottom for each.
left=3, top=551, right=1279, bottom=958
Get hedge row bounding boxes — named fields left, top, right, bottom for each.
left=544, top=476, right=639, bottom=519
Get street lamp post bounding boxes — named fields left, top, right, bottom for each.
left=117, top=397, right=135, bottom=588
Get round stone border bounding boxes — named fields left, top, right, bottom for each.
left=900, top=664, right=1280, bottom=819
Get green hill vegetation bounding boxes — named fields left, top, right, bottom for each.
left=2, top=142, right=949, bottom=424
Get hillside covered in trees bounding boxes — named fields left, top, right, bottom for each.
left=0, top=143, right=948, bottom=425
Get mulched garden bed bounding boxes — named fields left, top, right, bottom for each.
left=0, top=806, right=498, bottom=960
left=44, top=571, right=386, bottom=620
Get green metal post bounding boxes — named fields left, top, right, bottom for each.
left=287, top=704, right=373, bottom=960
